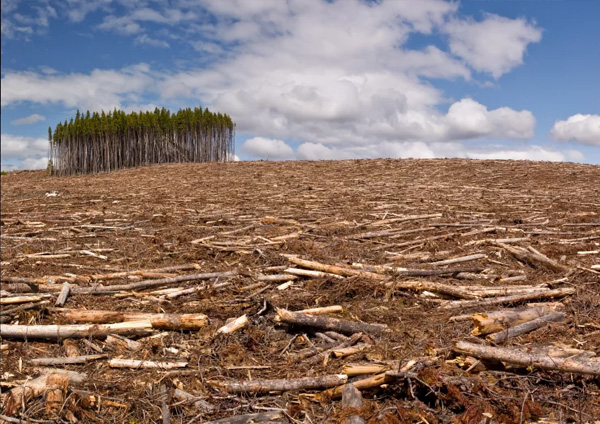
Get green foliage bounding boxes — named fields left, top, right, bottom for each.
left=49, top=106, right=235, bottom=175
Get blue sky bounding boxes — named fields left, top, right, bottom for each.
left=1, top=0, right=599, bottom=170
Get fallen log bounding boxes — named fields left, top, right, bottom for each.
left=385, top=280, right=481, bottom=299
left=486, top=311, right=566, bottom=343
left=283, top=267, right=345, bottom=279
left=0, top=321, right=153, bottom=340
left=427, top=253, right=487, bottom=267
left=441, top=287, right=575, bottom=310
left=0, top=295, right=50, bottom=305
left=454, top=341, right=600, bottom=375
left=54, top=282, right=70, bottom=307
left=317, top=373, right=387, bottom=400
left=494, top=242, right=568, bottom=272
left=211, top=374, right=347, bottom=394
left=30, top=354, right=108, bottom=366
left=275, top=308, right=388, bottom=336
left=74, top=270, right=238, bottom=294
left=48, top=308, right=208, bottom=330
left=298, top=305, right=343, bottom=315
left=202, top=411, right=285, bottom=424
left=341, top=383, right=365, bottom=424
left=0, top=300, right=50, bottom=316
left=216, top=314, right=248, bottom=334
left=4, top=370, right=85, bottom=416
left=172, top=388, right=215, bottom=413
left=282, top=255, right=385, bottom=280
left=108, top=359, right=188, bottom=369
left=472, top=304, right=563, bottom=335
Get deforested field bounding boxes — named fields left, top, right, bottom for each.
left=1, top=159, right=599, bottom=423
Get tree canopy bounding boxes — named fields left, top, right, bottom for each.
left=49, top=106, right=235, bottom=175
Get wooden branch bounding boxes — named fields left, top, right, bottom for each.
left=284, top=267, right=345, bottom=279
left=202, top=411, right=285, bottom=424
left=282, top=255, right=385, bottom=280
left=454, top=341, right=600, bottom=375
left=74, top=270, right=238, bottom=294
left=427, top=253, right=487, bottom=267
left=275, top=308, right=387, bottom=336
left=441, top=287, right=575, bottom=310
left=108, top=359, right=188, bottom=369
left=342, top=364, right=389, bottom=376
left=105, top=334, right=142, bottom=351
left=385, top=280, right=481, bottom=300
left=0, top=321, right=153, bottom=340
left=48, top=308, right=208, bottom=330
left=216, top=314, right=248, bottom=334
left=211, top=374, right=347, bottom=394
left=317, top=373, right=387, bottom=400
left=30, top=354, right=107, bottom=366
left=396, top=267, right=485, bottom=277
left=494, top=242, right=568, bottom=272
left=0, top=295, right=49, bottom=305
left=486, top=311, right=566, bottom=343
left=342, top=384, right=365, bottom=424
left=54, top=282, right=70, bottom=307
left=297, top=305, right=343, bottom=315
left=0, top=300, right=50, bottom=316
left=471, top=304, right=562, bottom=335
left=172, top=388, right=215, bottom=413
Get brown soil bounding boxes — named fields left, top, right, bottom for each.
left=1, top=159, right=599, bottom=423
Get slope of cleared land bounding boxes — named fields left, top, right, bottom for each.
left=1, top=159, right=599, bottom=423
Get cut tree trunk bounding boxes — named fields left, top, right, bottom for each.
left=211, top=374, right=348, bottom=394
left=442, top=287, right=575, bottom=310
left=486, top=311, right=566, bottom=343
left=454, top=341, right=600, bottom=375
left=275, top=308, right=387, bottom=336
left=48, top=308, right=208, bottom=330
left=0, top=321, right=152, bottom=340
left=472, top=304, right=563, bottom=335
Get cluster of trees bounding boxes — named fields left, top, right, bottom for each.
left=48, top=107, right=235, bottom=175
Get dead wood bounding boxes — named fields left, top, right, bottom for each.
left=48, top=307, right=208, bottom=330
left=30, top=354, right=108, bottom=365
left=472, top=304, right=563, bottom=335
left=275, top=308, right=387, bottom=336
left=385, top=280, right=481, bottom=299
left=0, top=321, right=153, bottom=340
left=282, top=255, right=386, bottom=280
left=494, top=242, right=568, bottom=272
left=454, top=341, right=600, bottom=375
left=54, top=282, right=70, bottom=306
left=341, top=383, right=366, bottom=424
left=486, top=311, right=566, bottom=343
left=202, top=411, right=285, bottom=424
left=441, top=287, right=575, bottom=310
left=211, top=374, right=348, bottom=394
left=108, top=359, right=188, bottom=369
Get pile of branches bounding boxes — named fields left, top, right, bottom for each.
left=48, top=106, right=235, bottom=175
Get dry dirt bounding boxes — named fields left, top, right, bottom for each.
left=1, top=159, right=599, bottom=423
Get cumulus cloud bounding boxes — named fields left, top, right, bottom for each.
left=550, top=114, right=600, bottom=145
left=241, top=137, right=294, bottom=160
left=1, top=64, right=155, bottom=111
left=11, top=113, right=46, bottom=125
left=1, top=133, right=49, bottom=170
left=445, top=14, right=542, bottom=78
left=135, top=34, right=169, bottom=48
left=1, top=0, right=551, bottom=168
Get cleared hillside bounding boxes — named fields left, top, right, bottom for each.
left=1, top=159, right=599, bottom=423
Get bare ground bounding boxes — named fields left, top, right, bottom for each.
left=1, top=159, right=599, bottom=423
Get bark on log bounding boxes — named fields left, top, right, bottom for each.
left=341, top=383, right=365, bottom=424
left=30, top=354, right=107, bottom=365
left=108, top=359, right=188, bottom=369
left=486, top=311, right=566, bottom=343
left=275, top=308, right=387, bottom=336
left=442, top=287, right=575, bottom=310
left=454, top=341, right=600, bottom=375
left=202, top=411, right=285, bottom=424
left=216, top=314, right=248, bottom=334
left=282, top=255, right=385, bottom=280
left=54, top=282, right=70, bottom=307
left=317, top=373, right=387, bottom=400
left=74, top=270, right=238, bottom=294
left=212, top=374, right=348, bottom=394
left=48, top=308, right=208, bottom=330
left=386, top=280, right=481, bottom=300
left=0, top=321, right=153, bottom=340
left=472, top=305, right=563, bottom=335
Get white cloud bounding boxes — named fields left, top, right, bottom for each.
left=241, top=137, right=294, bottom=160
left=98, top=15, right=142, bottom=34
left=550, top=114, right=600, bottom=146
left=135, top=35, right=169, bottom=48
left=1, top=134, right=49, bottom=170
left=1, top=64, right=155, bottom=111
left=445, top=13, right=542, bottom=78
left=11, top=113, right=46, bottom=125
